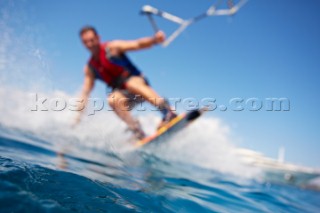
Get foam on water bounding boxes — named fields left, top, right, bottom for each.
left=0, top=84, right=260, bottom=179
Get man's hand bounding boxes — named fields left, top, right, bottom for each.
left=71, top=111, right=82, bottom=128
left=154, top=31, right=166, bottom=44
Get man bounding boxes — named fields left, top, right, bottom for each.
left=75, top=26, right=177, bottom=139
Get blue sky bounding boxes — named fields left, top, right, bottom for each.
left=2, top=0, right=320, bottom=167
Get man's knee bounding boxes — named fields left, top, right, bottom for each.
left=108, top=92, right=133, bottom=111
left=108, top=92, right=121, bottom=108
left=108, top=95, right=116, bottom=109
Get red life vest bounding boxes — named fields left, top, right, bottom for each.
left=88, top=43, right=129, bottom=87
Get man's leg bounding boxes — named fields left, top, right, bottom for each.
left=125, top=76, right=177, bottom=127
left=108, top=90, right=145, bottom=139
left=125, top=76, right=170, bottom=108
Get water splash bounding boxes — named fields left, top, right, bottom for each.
left=0, top=0, right=260, bottom=181
left=0, top=0, right=52, bottom=91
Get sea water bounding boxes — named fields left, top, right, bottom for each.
left=0, top=118, right=320, bottom=212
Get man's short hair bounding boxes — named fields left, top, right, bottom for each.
left=79, top=26, right=98, bottom=36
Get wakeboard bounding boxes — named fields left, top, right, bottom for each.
left=135, top=107, right=207, bottom=147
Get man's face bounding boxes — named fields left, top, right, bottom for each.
left=81, top=30, right=100, bottom=54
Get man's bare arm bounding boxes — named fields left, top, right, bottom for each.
left=107, top=31, right=166, bottom=55
left=73, top=65, right=95, bottom=125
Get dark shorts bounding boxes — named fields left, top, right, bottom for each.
left=111, top=74, right=150, bottom=90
